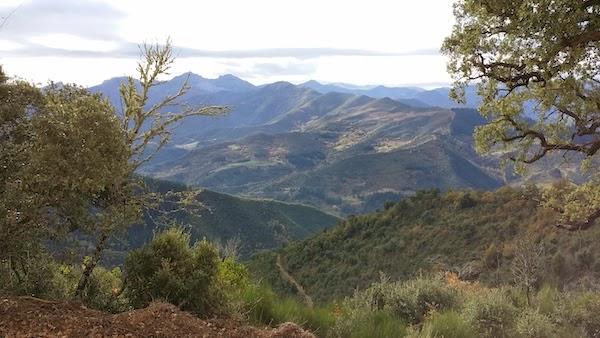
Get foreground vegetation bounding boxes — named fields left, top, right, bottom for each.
left=6, top=222, right=600, bottom=338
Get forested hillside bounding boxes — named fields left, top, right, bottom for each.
left=249, top=187, right=600, bottom=302
left=96, top=178, right=340, bottom=263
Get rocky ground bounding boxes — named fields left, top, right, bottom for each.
left=0, top=296, right=315, bottom=338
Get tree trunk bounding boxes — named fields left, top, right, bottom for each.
left=75, top=231, right=110, bottom=297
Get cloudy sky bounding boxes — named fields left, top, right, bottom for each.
left=0, top=0, right=457, bottom=88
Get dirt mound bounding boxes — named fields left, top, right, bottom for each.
left=0, top=296, right=315, bottom=338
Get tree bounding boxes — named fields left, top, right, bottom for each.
left=442, top=0, right=600, bottom=230
left=0, top=68, right=137, bottom=293
left=74, top=41, right=228, bottom=295
left=0, top=67, right=44, bottom=280
left=511, top=235, right=545, bottom=306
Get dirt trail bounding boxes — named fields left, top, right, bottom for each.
left=0, top=296, right=315, bottom=338
left=276, top=254, right=314, bottom=308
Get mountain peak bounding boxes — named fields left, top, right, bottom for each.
left=173, top=71, right=206, bottom=81
left=302, top=80, right=322, bottom=86
left=213, top=74, right=255, bottom=91
left=217, top=74, right=241, bottom=80
left=263, top=81, right=296, bottom=90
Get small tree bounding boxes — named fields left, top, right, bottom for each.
left=216, top=236, right=242, bottom=261
left=75, top=40, right=228, bottom=295
left=511, top=235, right=545, bottom=306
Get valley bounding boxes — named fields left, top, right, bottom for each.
left=92, top=75, right=511, bottom=215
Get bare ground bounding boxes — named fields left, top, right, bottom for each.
left=0, top=296, right=315, bottom=338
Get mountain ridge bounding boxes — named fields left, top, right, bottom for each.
left=90, top=73, right=552, bottom=215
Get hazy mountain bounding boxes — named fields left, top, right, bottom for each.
left=300, top=80, right=424, bottom=98
left=90, top=73, right=538, bottom=215
left=89, top=73, right=256, bottom=113
left=299, top=80, right=481, bottom=109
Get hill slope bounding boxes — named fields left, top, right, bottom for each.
left=145, top=104, right=504, bottom=214
left=101, top=179, right=339, bottom=262
left=248, top=187, right=600, bottom=302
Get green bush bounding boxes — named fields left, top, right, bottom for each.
left=535, top=285, right=560, bottom=316
left=123, top=228, right=224, bottom=316
left=332, top=275, right=455, bottom=337
left=462, top=289, right=517, bottom=338
left=241, top=283, right=278, bottom=325
left=514, top=309, right=556, bottom=338
left=82, top=266, right=129, bottom=313
left=241, top=283, right=333, bottom=335
left=271, top=298, right=334, bottom=335
left=378, top=275, right=459, bottom=323
left=333, top=310, right=407, bottom=338
left=416, top=311, right=477, bottom=338
left=567, top=292, right=600, bottom=338
left=0, top=255, right=78, bottom=299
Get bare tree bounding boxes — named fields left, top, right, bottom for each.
left=217, top=236, right=242, bottom=261
left=511, top=235, right=545, bottom=306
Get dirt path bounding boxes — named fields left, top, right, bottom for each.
left=276, top=254, right=314, bottom=308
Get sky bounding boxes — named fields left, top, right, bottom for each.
left=0, top=0, right=457, bottom=88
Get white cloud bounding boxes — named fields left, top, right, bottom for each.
left=0, top=39, right=23, bottom=51
left=28, top=34, right=119, bottom=52
left=0, top=0, right=457, bottom=87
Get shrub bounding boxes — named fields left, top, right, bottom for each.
left=514, top=309, right=556, bottom=338
left=567, top=292, right=600, bottom=338
left=82, top=266, right=129, bottom=313
left=241, top=283, right=278, bottom=325
left=455, top=192, right=477, bottom=209
left=535, top=285, right=560, bottom=316
left=333, top=310, right=407, bottom=338
left=218, top=257, right=250, bottom=292
left=0, top=255, right=78, bottom=299
left=417, top=311, right=477, bottom=338
left=462, top=289, right=517, bottom=338
left=123, top=228, right=224, bottom=316
left=271, top=298, right=334, bottom=335
left=240, top=283, right=333, bottom=335
left=386, top=275, right=459, bottom=323
left=332, top=275, right=456, bottom=337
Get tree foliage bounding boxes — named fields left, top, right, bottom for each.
left=442, top=0, right=600, bottom=230
left=75, top=40, right=228, bottom=295
left=0, top=68, right=131, bottom=285
left=123, top=228, right=224, bottom=316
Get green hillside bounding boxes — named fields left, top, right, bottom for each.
left=248, top=187, right=600, bottom=302
left=101, top=178, right=340, bottom=263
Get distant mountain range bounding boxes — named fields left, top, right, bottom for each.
left=298, top=80, right=481, bottom=109
left=90, top=73, right=559, bottom=215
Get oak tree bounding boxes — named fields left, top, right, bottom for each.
left=443, top=0, right=600, bottom=230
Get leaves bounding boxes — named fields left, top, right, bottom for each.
left=443, top=0, right=600, bottom=229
